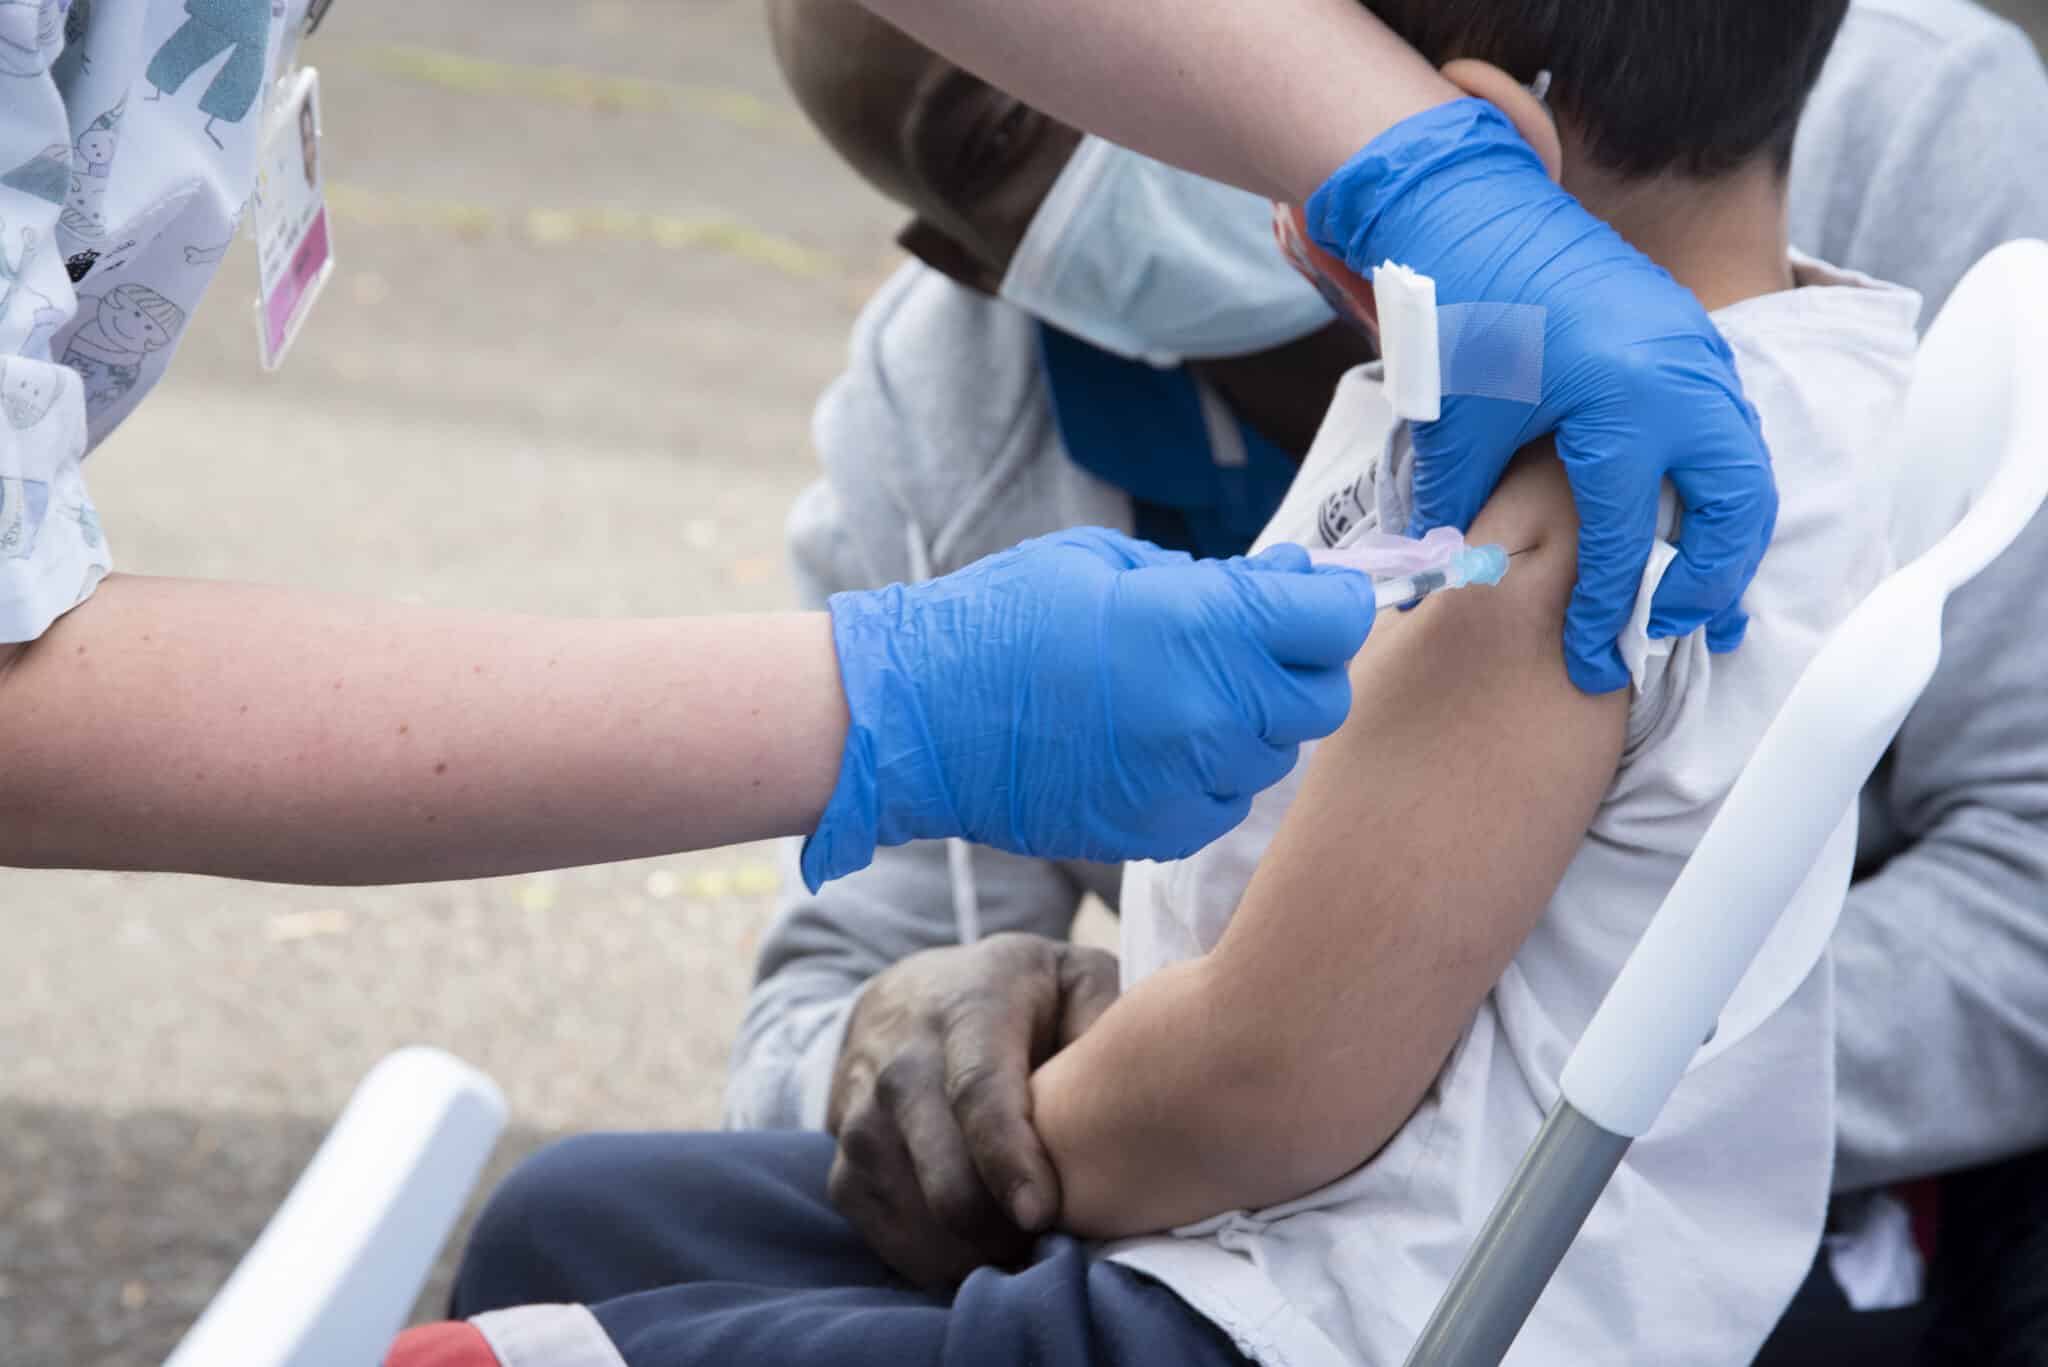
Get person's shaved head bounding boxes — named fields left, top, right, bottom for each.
left=768, top=0, right=1082, bottom=292
left=769, top=0, right=1371, bottom=481
left=768, top=0, right=931, bottom=207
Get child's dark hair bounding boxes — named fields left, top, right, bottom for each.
left=1368, top=0, right=1850, bottom=178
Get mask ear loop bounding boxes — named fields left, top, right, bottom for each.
left=996, top=135, right=1122, bottom=305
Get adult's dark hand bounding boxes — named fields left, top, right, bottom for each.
left=825, top=932, right=1120, bottom=1290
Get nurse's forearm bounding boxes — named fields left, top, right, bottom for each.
left=856, top=0, right=1453, bottom=200
left=0, top=574, right=848, bottom=884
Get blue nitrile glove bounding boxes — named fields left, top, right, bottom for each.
left=1307, top=99, right=1776, bottom=692
left=801, top=528, right=1374, bottom=891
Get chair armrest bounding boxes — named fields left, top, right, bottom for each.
left=164, top=1047, right=508, bottom=1367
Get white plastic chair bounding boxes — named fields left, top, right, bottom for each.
left=162, top=1047, right=507, bottom=1367
left=1404, top=238, right=2048, bottom=1365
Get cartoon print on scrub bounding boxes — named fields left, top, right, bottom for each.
left=0, top=215, right=41, bottom=311
left=85, top=232, right=137, bottom=272
left=0, top=0, right=61, bottom=78
left=58, top=0, right=86, bottom=73
left=61, top=282, right=182, bottom=414
left=0, top=475, right=50, bottom=559
left=1, top=143, right=69, bottom=205
left=21, top=282, right=61, bottom=350
left=184, top=204, right=242, bottom=266
left=45, top=447, right=99, bottom=548
left=61, top=97, right=123, bottom=241
left=50, top=457, right=101, bottom=549
left=67, top=180, right=200, bottom=285
left=144, top=0, right=284, bottom=149
left=0, top=355, right=60, bottom=428
left=183, top=236, right=230, bottom=265
left=0, top=215, right=61, bottom=353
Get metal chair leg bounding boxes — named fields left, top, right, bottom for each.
left=1402, top=1101, right=1631, bottom=1367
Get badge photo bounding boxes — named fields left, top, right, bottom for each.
left=251, top=65, right=334, bottom=371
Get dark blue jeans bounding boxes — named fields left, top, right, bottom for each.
left=452, top=1129, right=1250, bottom=1367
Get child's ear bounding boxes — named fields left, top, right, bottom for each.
left=895, top=218, right=1001, bottom=296
left=1441, top=59, right=1562, bottom=184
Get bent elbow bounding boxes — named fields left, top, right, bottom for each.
left=1209, top=1023, right=1441, bottom=1209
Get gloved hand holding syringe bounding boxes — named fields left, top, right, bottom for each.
left=1365, top=544, right=1511, bottom=610
left=1309, top=524, right=1512, bottom=610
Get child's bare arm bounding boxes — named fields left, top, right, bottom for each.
left=1033, top=450, right=1629, bottom=1237
left=0, top=574, right=847, bottom=884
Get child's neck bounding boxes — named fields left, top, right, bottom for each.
left=1568, top=159, right=1794, bottom=314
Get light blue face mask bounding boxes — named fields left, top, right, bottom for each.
left=997, top=135, right=1336, bottom=369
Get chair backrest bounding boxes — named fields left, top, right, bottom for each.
left=1561, top=238, right=2048, bottom=1139
left=162, top=1048, right=507, bottom=1367
left=1402, top=241, right=2048, bottom=1367
left=1888, top=243, right=2044, bottom=572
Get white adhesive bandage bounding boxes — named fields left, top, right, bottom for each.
left=1373, top=261, right=1547, bottom=421
left=1374, top=261, right=1441, bottom=420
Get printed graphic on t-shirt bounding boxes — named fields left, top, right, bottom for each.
left=1316, top=475, right=1371, bottom=548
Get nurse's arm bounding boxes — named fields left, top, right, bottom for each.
left=1031, top=451, right=1628, bottom=1239
left=0, top=574, right=848, bottom=884
left=855, top=0, right=1454, bottom=201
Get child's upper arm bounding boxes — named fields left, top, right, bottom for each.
left=1200, top=445, right=1630, bottom=1175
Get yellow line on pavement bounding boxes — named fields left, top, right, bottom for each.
left=325, top=183, right=842, bottom=279
left=337, top=41, right=813, bottom=137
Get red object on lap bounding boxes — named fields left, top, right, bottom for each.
left=385, top=1321, right=502, bottom=1367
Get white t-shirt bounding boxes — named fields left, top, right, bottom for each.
left=0, top=0, right=306, bottom=642
left=1108, top=257, right=1922, bottom=1367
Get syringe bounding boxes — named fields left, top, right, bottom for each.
left=1372, top=544, right=1511, bottom=610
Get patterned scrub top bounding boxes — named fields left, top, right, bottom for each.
left=0, top=0, right=307, bottom=640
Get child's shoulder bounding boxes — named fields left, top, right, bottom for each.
left=1709, top=254, right=1921, bottom=365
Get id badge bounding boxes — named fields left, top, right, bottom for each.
left=251, top=65, right=334, bottom=371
